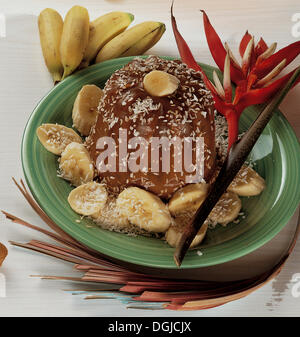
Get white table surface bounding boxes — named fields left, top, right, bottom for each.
left=0, top=0, right=299, bottom=317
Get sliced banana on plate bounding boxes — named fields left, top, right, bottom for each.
left=166, top=183, right=209, bottom=248
left=168, top=183, right=209, bottom=216
left=91, top=195, right=130, bottom=229
left=59, top=142, right=94, bottom=186
left=165, top=221, right=208, bottom=248
left=209, top=191, right=242, bottom=225
left=36, top=123, right=82, bottom=155
left=116, top=187, right=172, bottom=233
left=228, top=165, right=265, bottom=196
left=72, top=84, right=104, bottom=136
left=68, top=181, right=107, bottom=216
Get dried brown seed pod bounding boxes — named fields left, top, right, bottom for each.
left=0, top=242, right=8, bottom=267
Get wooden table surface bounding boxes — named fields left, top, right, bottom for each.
left=0, top=0, right=299, bottom=317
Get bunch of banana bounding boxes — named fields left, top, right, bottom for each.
left=80, top=11, right=134, bottom=68
left=38, top=9, right=64, bottom=83
left=68, top=182, right=108, bottom=216
left=95, top=21, right=166, bottom=63
left=116, top=187, right=172, bottom=233
left=59, top=142, right=94, bottom=186
left=72, top=84, right=104, bottom=136
left=38, top=6, right=165, bottom=82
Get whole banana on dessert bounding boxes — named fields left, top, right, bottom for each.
left=80, top=11, right=134, bottom=68
left=95, top=21, right=165, bottom=63
left=60, top=6, right=90, bottom=79
left=38, top=8, right=64, bottom=83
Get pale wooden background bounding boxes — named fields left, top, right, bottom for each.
left=0, top=0, right=299, bottom=317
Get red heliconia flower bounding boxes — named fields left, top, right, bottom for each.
left=171, top=4, right=300, bottom=150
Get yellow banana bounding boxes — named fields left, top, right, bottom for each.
left=121, top=22, right=166, bottom=57
left=38, top=8, right=64, bottom=83
left=95, top=21, right=165, bottom=63
left=80, top=11, right=134, bottom=68
left=60, top=6, right=90, bottom=80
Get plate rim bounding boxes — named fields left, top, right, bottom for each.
left=21, top=56, right=300, bottom=269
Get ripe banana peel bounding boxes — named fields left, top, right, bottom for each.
left=38, top=8, right=64, bottom=83
left=80, top=11, right=134, bottom=68
left=60, top=6, right=90, bottom=80
left=95, top=21, right=165, bottom=63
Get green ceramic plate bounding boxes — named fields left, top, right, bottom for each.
left=22, top=56, right=300, bottom=269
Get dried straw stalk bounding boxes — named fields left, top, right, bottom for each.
left=0, top=242, right=7, bottom=267
left=2, top=178, right=299, bottom=310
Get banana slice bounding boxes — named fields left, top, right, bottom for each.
left=68, top=182, right=107, bottom=216
left=168, top=183, right=209, bottom=216
left=209, top=191, right=242, bottom=225
left=59, top=142, right=94, bottom=186
left=36, top=123, right=82, bottom=155
left=143, top=70, right=180, bottom=97
left=165, top=221, right=208, bottom=248
left=91, top=195, right=130, bottom=229
left=228, top=165, right=266, bottom=196
left=116, top=187, right=172, bottom=233
left=72, top=84, right=104, bottom=136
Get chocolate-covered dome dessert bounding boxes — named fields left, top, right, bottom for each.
left=86, top=56, right=216, bottom=199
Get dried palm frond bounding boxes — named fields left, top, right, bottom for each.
left=0, top=242, right=7, bottom=267
left=2, top=178, right=299, bottom=310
